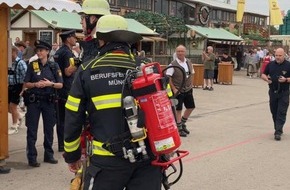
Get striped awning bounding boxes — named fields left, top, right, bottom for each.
left=141, top=36, right=167, bottom=42
left=0, top=0, right=81, bottom=12
left=209, top=40, right=248, bottom=45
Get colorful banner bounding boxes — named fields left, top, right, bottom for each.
left=236, top=0, right=245, bottom=22
left=269, top=0, right=283, bottom=25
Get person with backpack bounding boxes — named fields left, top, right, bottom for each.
left=8, top=46, right=27, bottom=134
left=63, top=15, right=163, bottom=190
left=23, top=40, right=63, bottom=167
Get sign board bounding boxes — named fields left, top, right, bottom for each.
left=39, top=30, right=53, bottom=45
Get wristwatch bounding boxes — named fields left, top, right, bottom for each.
left=51, top=82, right=55, bottom=87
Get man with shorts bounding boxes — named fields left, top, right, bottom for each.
left=166, top=45, right=195, bottom=137
left=202, top=46, right=215, bottom=91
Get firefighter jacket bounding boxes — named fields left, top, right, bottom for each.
left=79, top=38, right=100, bottom=64
left=63, top=42, right=137, bottom=163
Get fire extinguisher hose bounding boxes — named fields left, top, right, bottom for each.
left=162, top=66, right=186, bottom=98
left=161, top=151, right=184, bottom=190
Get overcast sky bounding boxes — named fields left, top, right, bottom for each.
left=230, top=0, right=290, bottom=15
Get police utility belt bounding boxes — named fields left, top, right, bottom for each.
left=23, top=90, right=56, bottom=104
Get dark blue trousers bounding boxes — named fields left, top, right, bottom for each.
left=25, top=101, right=56, bottom=163
left=269, top=90, right=289, bottom=135
left=56, top=100, right=66, bottom=150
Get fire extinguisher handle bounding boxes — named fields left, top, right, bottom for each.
left=141, top=62, right=162, bottom=82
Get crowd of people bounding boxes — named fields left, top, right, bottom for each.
left=240, top=47, right=290, bottom=78
left=206, top=46, right=290, bottom=83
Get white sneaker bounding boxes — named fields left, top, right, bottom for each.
left=8, top=124, right=19, bottom=135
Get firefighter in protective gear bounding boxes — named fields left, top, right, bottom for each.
left=78, top=0, right=111, bottom=63
left=64, top=15, right=162, bottom=190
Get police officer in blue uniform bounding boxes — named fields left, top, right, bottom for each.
left=23, top=40, right=63, bottom=167
left=261, top=48, right=290, bottom=141
left=54, top=30, right=78, bottom=152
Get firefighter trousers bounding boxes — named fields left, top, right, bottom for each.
left=83, top=155, right=162, bottom=190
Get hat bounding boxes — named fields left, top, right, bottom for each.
left=59, top=30, right=76, bottom=41
left=34, top=40, right=51, bottom=50
left=15, top=41, right=27, bottom=48
left=96, top=15, right=142, bottom=44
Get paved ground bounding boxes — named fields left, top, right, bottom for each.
left=2, top=69, right=290, bottom=190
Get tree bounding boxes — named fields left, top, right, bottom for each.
left=124, top=11, right=187, bottom=37
left=270, top=25, right=279, bottom=35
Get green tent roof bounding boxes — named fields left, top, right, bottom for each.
left=126, top=18, right=158, bottom=36
left=32, top=10, right=82, bottom=30
left=31, top=10, right=159, bottom=35
left=187, top=25, right=243, bottom=41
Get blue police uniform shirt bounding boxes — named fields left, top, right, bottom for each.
left=24, top=60, right=63, bottom=95
left=264, top=60, right=290, bottom=91
left=54, top=44, right=75, bottom=96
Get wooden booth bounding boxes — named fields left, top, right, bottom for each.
left=218, top=62, right=234, bottom=84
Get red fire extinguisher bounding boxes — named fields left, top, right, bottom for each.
left=131, top=62, right=189, bottom=167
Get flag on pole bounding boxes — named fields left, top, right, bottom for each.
left=269, top=0, right=283, bottom=26
left=236, top=0, right=245, bottom=22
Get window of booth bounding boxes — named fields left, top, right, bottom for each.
left=140, top=0, right=151, bottom=10
left=117, top=0, right=127, bottom=6
left=176, top=2, right=183, bottom=18
left=128, top=0, right=139, bottom=8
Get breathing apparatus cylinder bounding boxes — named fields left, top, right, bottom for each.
left=123, top=96, right=148, bottom=162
